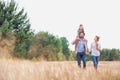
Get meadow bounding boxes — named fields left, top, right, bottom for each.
left=0, top=59, right=119, bottom=80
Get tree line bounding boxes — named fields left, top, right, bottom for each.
left=0, top=0, right=120, bottom=61
left=0, top=0, right=73, bottom=60
left=86, top=48, right=120, bottom=61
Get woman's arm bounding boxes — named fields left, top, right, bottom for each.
left=97, top=44, right=102, bottom=51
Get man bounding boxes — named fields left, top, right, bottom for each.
left=73, top=32, right=88, bottom=68
left=72, top=24, right=88, bottom=55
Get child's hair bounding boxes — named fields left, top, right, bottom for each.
left=80, top=24, right=83, bottom=26
left=96, top=36, right=100, bottom=41
left=77, top=24, right=85, bottom=36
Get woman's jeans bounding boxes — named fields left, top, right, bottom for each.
left=92, top=56, right=100, bottom=69
left=77, top=52, right=86, bottom=68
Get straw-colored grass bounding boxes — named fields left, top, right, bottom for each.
left=0, top=59, right=119, bottom=80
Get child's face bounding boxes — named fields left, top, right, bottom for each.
left=79, top=29, right=83, bottom=32
left=79, top=26, right=84, bottom=30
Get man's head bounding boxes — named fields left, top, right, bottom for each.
left=79, top=32, right=85, bottom=38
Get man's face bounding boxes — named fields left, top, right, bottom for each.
left=79, top=33, right=84, bottom=38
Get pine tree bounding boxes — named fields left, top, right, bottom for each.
left=0, top=0, right=33, bottom=58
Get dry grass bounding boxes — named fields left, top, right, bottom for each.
left=0, top=59, right=119, bottom=80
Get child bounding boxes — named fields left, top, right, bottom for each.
left=77, top=24, right=85, bottom=37
left=90, top=36, right=101, bottom=70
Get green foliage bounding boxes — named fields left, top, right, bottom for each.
left=86, top=54, right=92, bottom=61
left=60, top=37, right=71, bottom=60
left=27, top=32, right=64, bottom=61
left=0, top=19, right=13, bottom=37
left=56, top=52, right=64, bottom=61
left=0, top=0, right=33, bottom=58
left=100, top=48, right=120, bottom=61
left=14, top=40, right=31, bottom=58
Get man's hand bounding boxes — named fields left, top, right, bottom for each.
left=72, top=38, right=80, bottom=45
left=73, top=51, right=77, bottom=57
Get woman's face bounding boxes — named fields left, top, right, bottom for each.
left=94, top=37, right=97, bottom=42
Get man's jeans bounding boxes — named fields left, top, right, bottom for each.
left=77, top=52, right=86, bottom=68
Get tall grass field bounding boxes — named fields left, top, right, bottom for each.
left=0, top=59, right=119, bottom=80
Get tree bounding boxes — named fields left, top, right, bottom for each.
left=0, top=0, right=33, bottom=58
left=100, top=48, right=120, bottom=61
left=60, top=37, right=70, bottom=60
left=28, top=32, right=63, bottom=61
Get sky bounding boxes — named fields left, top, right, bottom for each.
left=4, top=0, right=120, bottom=50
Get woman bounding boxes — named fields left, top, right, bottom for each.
left=90, top=36, right=101, bottom=70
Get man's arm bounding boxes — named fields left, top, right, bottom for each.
left=84, top=39, right=89, bottom=54
left=72, top=37, right=80, bottom=45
